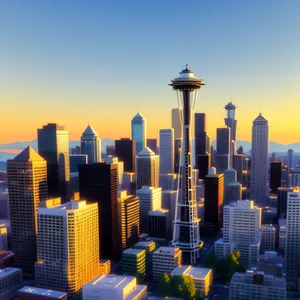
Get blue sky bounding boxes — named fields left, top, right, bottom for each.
left=0, top=1, right=299, bottom=143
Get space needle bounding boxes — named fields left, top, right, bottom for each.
left=169, top=65, right=204, bottom=264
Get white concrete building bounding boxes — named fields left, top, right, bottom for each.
left=171, top=265, right=213, bottom=296
left=291, top=168, right=300, bottom=188
left=285, top=192, right=300, bottom=282
left=159, top=129, right=174, bottom=175
left=152, top=247, right=182, bottom=281
left=83, top=274, right=147, bottom=300
left=215, top=200, right=261, bottom=267
left=35, top=200, right=100, bottom=296
left=260, top=224, right=276, bottom=252
left=250, top=114, right=269, bottom=206
left=0, top=268, right=23, bottom=300
left=136, top=186, right=161, bottom=233
left=230, top=270, right=286, bottom=300
left=136, top=147, right=159, bottom=190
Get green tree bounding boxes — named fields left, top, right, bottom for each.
left=157, top=272, right=172, bottom=297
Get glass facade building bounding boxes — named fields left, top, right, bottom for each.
left=131, top=113, right=146, bottom=155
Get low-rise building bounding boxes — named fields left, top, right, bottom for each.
left=18, top=286, right=68, bottom=300
left=0, top=268, right=23, bottom=300
left=82, top=274, right=147, bottom=300
left=230, top=270, right=286, bottom=300
left=171, top=265, right=213, bottom=296
left=100, top=259, right=111, bottom=275
left=121, top=248, right=146, bottom=281
left=152, top=247, right=182, bottom=281
left=0, top=251, right=14, bottom=269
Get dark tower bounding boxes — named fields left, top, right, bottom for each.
left=79, top=163, right=119, bottom=259
left=115, top=138, right=136, bottom=172
left=170, top=66, right=204, bottom=264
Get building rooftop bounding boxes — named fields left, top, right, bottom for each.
left=85, top=274, right=135, bottom=290
left=134, top=240, right=156, bottom=248
left=253, top=113, right=268, bottom=124
left=19, top=286, right=67, bottom=298
left=137, top=147, right=157, bottom=157
left=0, top=268, right=21, bottom=279
left=82, top=124, right=98, bottom=136
left=122, top=248, right=145, bottom=256
left=126, top=285, right=147, bottom=300
left=172, top=265, right=211, bottom=279
left=154, top=247, right=180, bottom=255
left=149, top=209, right=169, bottom=216
left=12, top=146, right=44, bottom=162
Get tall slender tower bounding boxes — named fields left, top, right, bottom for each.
left=170, top=66, right=204, bottom=264
left=131, top=113, right=147, bottom=154
left=251, top=114, right=269, bottom=206
left=7, top=146, right=48, bottom=274
left=81, top=124, right=101, bottom=164
left=159, top=129, right=174, bottom=174
left=224, top=102, right=237, bottom=166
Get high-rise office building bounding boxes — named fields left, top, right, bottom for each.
left=215, top=200, right=261, bottom=267
left=0, top=191, right=9, bottom=220
left=106, top=145, right=115, bottom=157
left=159, top=129, right=174, bottom=174
left=38, top=123, right=70, bottom=201
left=136, top=186, right=161, bottom=233
left=81, top=125, right=101, bottom=164
left=69, top=154, right=87, bottom=173
left=115, top=138, right=136, bottom=173
left=7, top=147, right=47, bottom=274
left=291, top=168, right=300, bottom=187
left=277, top=187, right=298, bottom=218
left=136, top=147, right=159, bottom=190
left=230, top=271, right=286, bottom=300
left=285, top=192, right=300, bottom=282
left=35, top=200, right=100, bottom=296
left=79, top=163, right=118, bottom=258
left=122, top=172, right=136, bottom=195
left=270, top=162, right=282, bottom=194
left=224, top=168, right=241, bottom=205
left=216, top=128, right=230, bottom=173
left=171, top=108, right=182, bottom=139
left=148, top=209, right=170, bottom=239
left=121, top=248, right=146, bottom=280
left=0, top=268, right=23, bottom=300
left=250, top=114, right=269, bottom=206
left=170, top=66, right=203, bottom=264
left=131, top=113, right=146, bottom=154
left=204, top=168, right=224, bottom=233
left=260, top=224, right=276, bottom=252
left=117, top=191, right=140, bottom=251
left=162, top=190, right=177, bottom=231
left=287, top=149, right=294, bottom=170
left=105, top=156, right=124, bottom=190
left=159, top=173, right=179, bottom=191
left=146, top=138, right=157, bottom=154
left=233, top=154, right=243, bottom=183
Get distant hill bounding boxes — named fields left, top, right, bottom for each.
left=0, top=139, right=115, bottom=161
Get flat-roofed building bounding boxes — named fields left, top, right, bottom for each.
left=152, top=247, right=182, bottom=281
left=18, top=286, right=67, bottom=300
left=82, top=274, right=147, bottom=300
left=121, top=248, right=146, bottom=281
left=261, top=224, right=276, bottom=252
left=0, top=268, right=23, bottom=300
left=230, top=270, right=286, bottom=300
left=171, top=265, right=213, bottom=296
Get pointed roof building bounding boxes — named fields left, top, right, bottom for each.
left=14, top=146, right=44, bottom=161
left=82, top=125, right=98, bottom=136
left=137, top=147, right=156, bottom=157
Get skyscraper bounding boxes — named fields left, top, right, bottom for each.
left=35, top=200, right=100, bottom=296
left=171, top=108, right=182, bottom=139
left=224, top=168, right=242, bottom=205
left=69, top=154, right=87, bottom=173
left=285, top=192, right=300, bottom=283
left=79, top=163, right=118, bottom=258
left=159, top=129, right=174, bottom=174
left=131, top=113, right=146, bottom=154
left=170, top=66, right=204, bottom=264
left=287, top=149, right=294, bottom=170
left=7, top=147, right=47, bottom=274
left=146, top=138, right=158, bottom=154
left=38, top=123, right=70, bottom=201
left=270, top=161, right=282, bottom=194
left=115, top=138, right=136, bottom=173
left=80, top=124, right=101, bottom=164
left=215, top=200, right=261, bottom=267
left=136, top=147, right=159, bottom=190
left=117, top=191, right=140, bottom=251
left=136, top=186, right=161, bottom=233
left=215, top=128, right=230, bottom=173
left=204, top=168, right=224, bottom=234
left=250, top=114, right=269, bottom=206
left=195, top=113, right=210, bottom=179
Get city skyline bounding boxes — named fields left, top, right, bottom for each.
left=1, top=1, right=300, bottom=144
